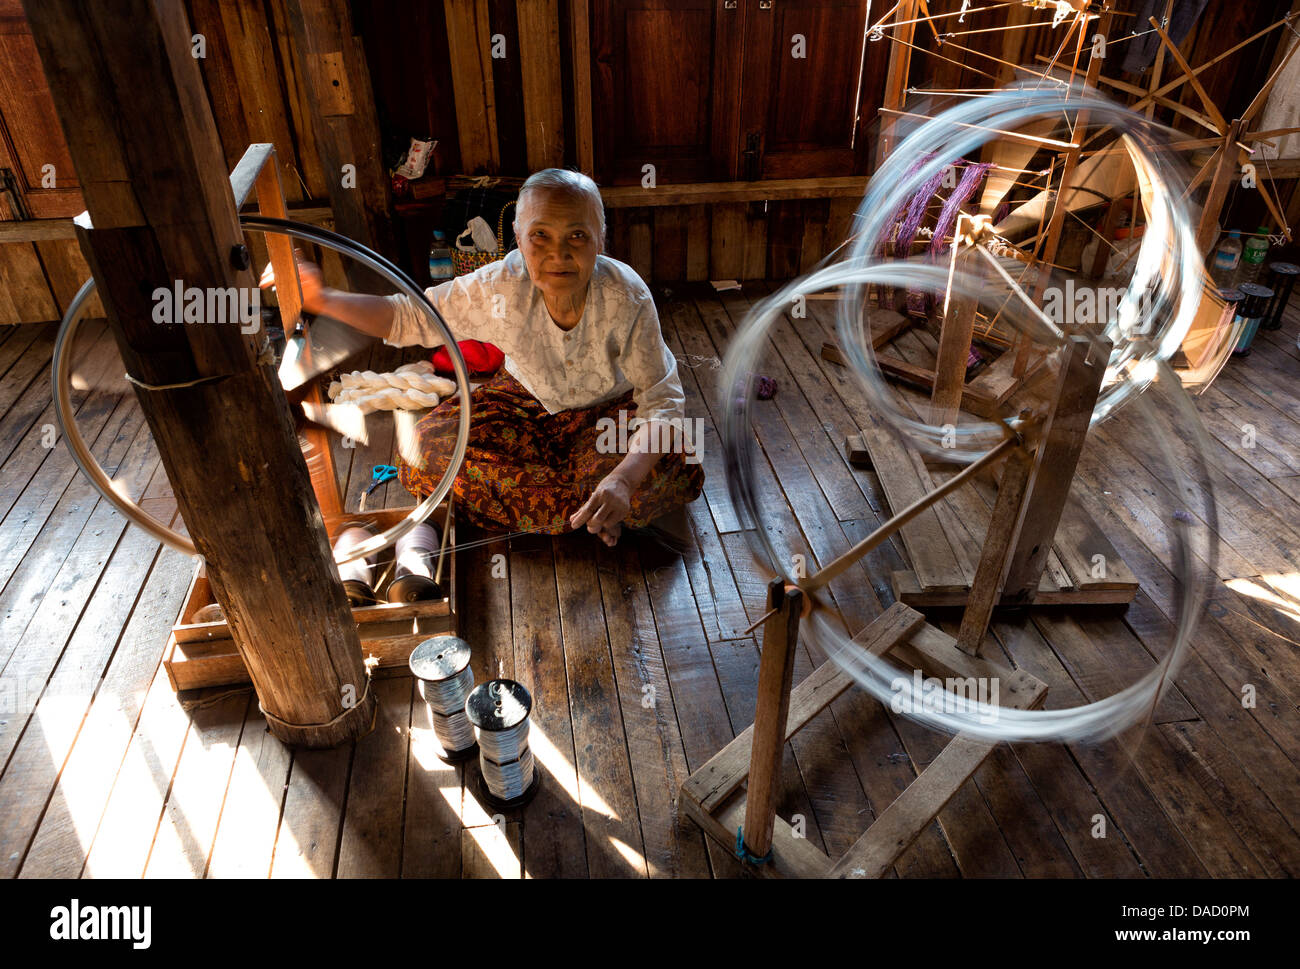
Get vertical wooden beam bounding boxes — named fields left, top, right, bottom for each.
left=1032, top=7, right=1112, bottom=287
left=1144, top=0, right=1175, bottom=121
left=216, top=0, right=305, bottom=202
left=445, top=0, right=501, bottom=174
left=742, top=580, right=802, bottom=861
left=285, top=0, right=396, bottom=259
left=877, top=0, right=919, bottom=167
left=930, top=245, right=984, bottom=427
left=1196, top=121, right=1243, bottom=255
left=25, top=0, right=375, bottom=747
left=517, top=0, right=564, bottom=170
left=1002, top=335, right=1110, bottom=602
left=252, top=149, right=343, bottom=519
left=568, top=0, right=594, bottom=174
left=955, top=447, right=1034, bottom=655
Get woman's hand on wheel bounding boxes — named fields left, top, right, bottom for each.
left=259, top=248, right=326, bottom=315
left=570, top=473, right=633, bottom=547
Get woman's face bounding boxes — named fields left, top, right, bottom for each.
left=515, top=190, right=602, bottom=305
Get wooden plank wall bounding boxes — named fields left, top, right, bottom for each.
left=5, top=0, right=1300, bottom=323
left=607, top=197, right=859, bottom=284
left=0, top=235, right=105, bottom=324
left=0, top=0, right=328, bottom=324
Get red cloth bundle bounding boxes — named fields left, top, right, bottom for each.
left=432, top=340, right=505, bottom=379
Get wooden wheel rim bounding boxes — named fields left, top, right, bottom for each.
left=52, top=216, right=474, bottom=565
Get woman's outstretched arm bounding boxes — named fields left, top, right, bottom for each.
left=260, top=250, right=395, bottom=340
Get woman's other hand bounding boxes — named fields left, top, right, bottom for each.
left=259, top=248, right=326, bottom=315
left=570, top=473, right=633, bottom=546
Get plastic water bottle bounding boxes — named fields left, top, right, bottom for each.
left=1211, top=230, right=1242, bottom=288
left=1240, top=226, right=1269, bottom=284
left=429, top=230, right=454, bottom=281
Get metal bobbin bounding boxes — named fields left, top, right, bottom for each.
left=386, top=520, right=445, bottom=602
left=409, top=635, right=477, bottom=762
left=465, top=678, right=541, bottom=810
left=333, top=525, right=379, bottom=605
left=1233, top=282, right=1274, bottom=357
left=192, top=602, right=224, bottom=624
left=1261, top=262, right=1297, bottom=331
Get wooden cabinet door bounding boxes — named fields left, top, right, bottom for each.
left=592, top=0, right=744, bottom=184
left=0, top=0, right=84, bottom=218
left=737, top=0, right=878, bottom=179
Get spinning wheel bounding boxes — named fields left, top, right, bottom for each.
left=51, top=146, right=474, bottom=569
left=683, top=84, right=1222, bottom=876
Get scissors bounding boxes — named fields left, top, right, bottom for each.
left=365, top=464, right=399, bottom=495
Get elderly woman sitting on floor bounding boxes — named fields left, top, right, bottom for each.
left=282, top=168, right=704, bottom=547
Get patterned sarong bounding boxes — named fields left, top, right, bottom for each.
left=398, top=369, right=705, bottom=534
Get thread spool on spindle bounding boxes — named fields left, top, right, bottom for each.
left=465, top=678, right=540, bottom=809
left=192, top=602, right=224, bottom=624
left=386, top=521, right=445, bottom=602
left=409, top=635, right=477, bottom=762
left=1233, top=282, right=1274, bottom=356
left=333, top=525, right=379, bottom=605
left=1261, top=262, right=1297, bottom=331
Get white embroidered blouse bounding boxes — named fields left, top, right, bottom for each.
left=383, top=250, right=686, bottom=426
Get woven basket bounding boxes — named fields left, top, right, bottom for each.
left=451, top=200, right=515, bottom=276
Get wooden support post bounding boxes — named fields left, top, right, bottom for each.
left=931, top=245, right=984, bottom=427
left=243, top=145, right=344, bottom=519
left=285, top=0, right=396, bottom=261
left=741, top=579, right=803, bottom=861
left=26, top=0, right=375, bottom=747
left=1002, top=335, right=1109, bottom=602
left=568, top=0, right=595, bottom=174
left=680, top=602, right=1050, bottom=878
left=877, top=0, right=919, bottom=167
left=443, top=0, right=501, bottom=174
left=955, top=446, right=1034, bottom=655
left=1196, top=121, right=1244, bottom=256
left=517, top=0, right=565, bottom=170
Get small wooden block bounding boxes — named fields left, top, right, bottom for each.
left=845, top=433, right=873, bottom=468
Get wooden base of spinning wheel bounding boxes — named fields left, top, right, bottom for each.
left=680, top=336, right=1121, bottom=876
left=679, top=596, right=1048, bottom=878
left=163, top=504, right=457, bottom=691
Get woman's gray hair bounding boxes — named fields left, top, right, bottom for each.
left=514, top=168, right=606, bottom=245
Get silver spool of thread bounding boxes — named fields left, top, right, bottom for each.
left=480, top=747, right=535, bottom=799
left=333, top=525, right=379, bottom=606
left=465, top=679, right=540, bottom=807
left=386, top=520, right=445, bottom=602
left=429, top=708, right=477, bottom=753
left=409, top=636, right=477, bottom=761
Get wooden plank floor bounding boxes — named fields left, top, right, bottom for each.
left=2, top=287, right=1300, bottom=879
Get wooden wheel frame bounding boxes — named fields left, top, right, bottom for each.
left=52, top=145, right=474, bottom=568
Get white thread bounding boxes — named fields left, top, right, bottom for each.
left=327, top=361, right=456, bottom=413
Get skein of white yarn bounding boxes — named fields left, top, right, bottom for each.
left=328, top=361, right=457, bottom=414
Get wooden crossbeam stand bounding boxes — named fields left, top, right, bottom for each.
left=680, top=599, right=1048, bottom=878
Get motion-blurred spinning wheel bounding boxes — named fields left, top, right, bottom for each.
left=680, top=83, right=1220, bottom=877
left=818, top=79, right=1237, bottom=609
